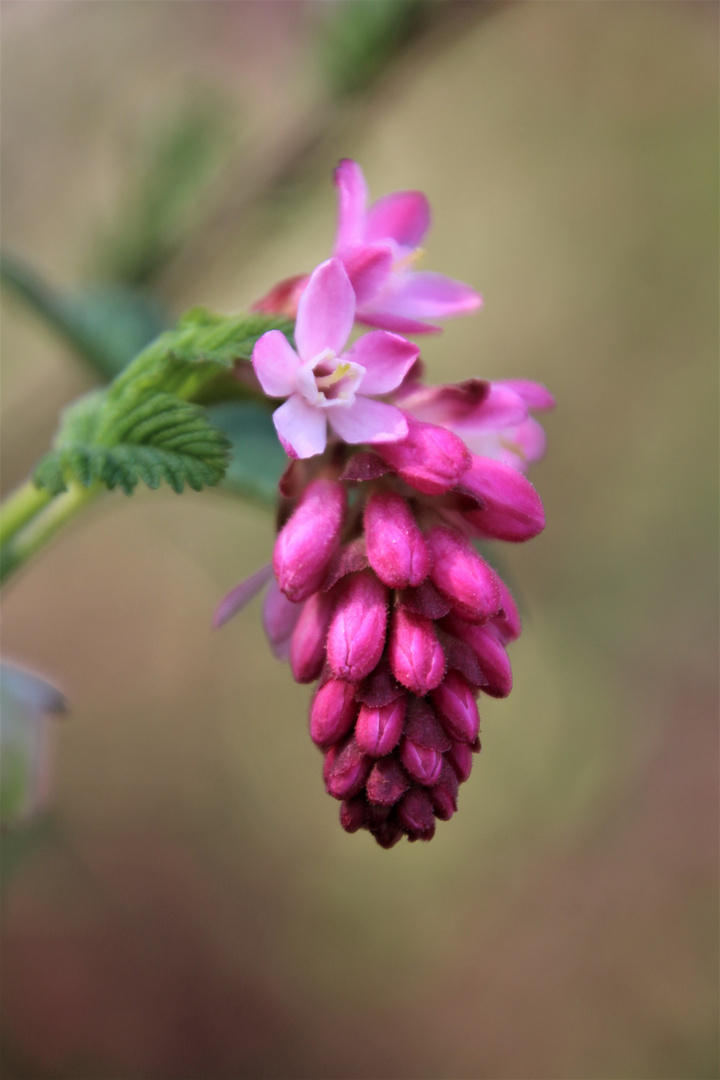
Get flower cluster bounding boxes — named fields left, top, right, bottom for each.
left=218, top=162, right=553, bottom=847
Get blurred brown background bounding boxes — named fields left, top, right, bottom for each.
left=1, top=3, right=717, bottom=1078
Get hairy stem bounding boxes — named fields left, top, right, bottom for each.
left=0, top=482, right=102, bottom=585
left=0, top=481, right=54, bottom=547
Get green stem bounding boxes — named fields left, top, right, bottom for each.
left=0, top=482, right=102, bottom=585
left=0, top=481, right=53, bottom=546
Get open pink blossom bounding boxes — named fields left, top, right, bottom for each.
left=333, top=159, right=481, bottom=334
left=252, top=258, right=419, bottom=459
left=394, top=376, right=555, bottom=472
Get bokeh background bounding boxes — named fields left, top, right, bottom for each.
left=1, top=3, right=718, bottom=1078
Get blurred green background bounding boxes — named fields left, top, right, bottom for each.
left=1, top=3, right=717, bottom=1077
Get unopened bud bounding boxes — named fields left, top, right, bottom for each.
left=430, top=761, right=459, bottom=821
left=366, top=756, right=411, bottom=807
left=388, top=607, right=445, bottom=695
left=425, top=525, right=501, bottom=623
left=444, top=617, right=512, bottom=698
left=397, top=787, right=436, bottom=840
left=492, top=579, right=522, bottom=644
left=364, top=491, right=429, bottom=588
left=375, top=415, right=471, bottom=495
left=430, top=670, right=480, bottom=744
left=326, top=571, right=388, bottom=682
left=310, top=679, right=357, bottom=748
left=290, top=589, right=335, bottom=683
left=339, top=797, right=367, bottom=833
left=273, top=479, right=346, bottom=602
left=446, top=740, right=476, bottom=783
left=461, top=456, right=545, bottom=542
left=356, top=696, right=406, bottom=757
left=399, top=739, right=443, bottom=786
left=325, top=737, right=372, bottom=800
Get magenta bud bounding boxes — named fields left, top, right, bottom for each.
left=310, top=679, right=357, bottom=748
left=366, top=757, right=410, bottom=807
left=430, top=761, right=459, bottom=820
left=425, top=525, right=501, bottom=623
left=430, top=671, right=480, bottom=744
left=326, top=571, right=388, bottom=682
left=375, top=415, right=471, bottom=495
left=461, top=456, right=546, bottom=542
left=492, top=579, right=522, bottom=644
left=388, top=608, right=445, bottom=696
left=364, top=491, right=429, bottom=588
left=372, top=820, right=404, bottom=849
left=397, top=787, right=436, bottom=840
left=356, top=696, right=406, bottom=757
left=443, top=614, right=512, bottom=697
left=404, top=698, right=451, bottom=751
left=325, top=737, right=372, bottom=800
left=340, top=797, right=367, bottom=833
left=273, top=479, right=346, bottom=601
left=399, top=739, right=443, bottom=786
left=446, top=741, right=475, bottom=783
left=290, top=589, right=335, bottom=684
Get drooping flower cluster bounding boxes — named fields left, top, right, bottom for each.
left=218, top=162, right=553, bottom=846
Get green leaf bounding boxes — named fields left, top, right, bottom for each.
left=208, top=402, right=287, bottom=505
left=321, top=0, right=427, bottom=99
left=0, top=252, right=169, bottom=379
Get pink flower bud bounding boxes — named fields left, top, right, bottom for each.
left=326, top=571, right=388, bottom=682
left=290, top=589, right=335, bottom=683
left=309, top=679, right=357, bottom=748
left=430, top=761, right=460, bottom=820
left=430, top=670, right=480, bottom=744
left=388, top=608, right=445, bottom=695
left=492, top=579, right=522, bottom=644
left=425, top=525, right=501, bottom=623
left=325, top=737, right=372, bottom=800
left=366, top=757, right=410, bottom=807
left=404, top=698, right=452, bottom=751
left=444, top=617, right=512, bottom=698
left=375, top=415, right=471, bottom=495
left=399, top=739, right=443, bottom=786
left=397, top=787, right=436, bottom=840
left=273, top=479, right=346, bottom=602
left=373, top=819, right=404, bottom=849
left=356, top=696, right=406, bottom=757
left=339, top=797, right=367, bottom=833
left=446, top=740, right=477, bottom=783
left=364, top=491, right=429, bottom=588
left=460, top=456, right=546, bottom=542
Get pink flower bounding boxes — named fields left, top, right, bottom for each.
left=252, top=257, right=419, bottom=459
left=333, top=159, right=482, bottom=334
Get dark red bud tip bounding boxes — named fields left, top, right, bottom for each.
left=356, top=696, right=406, bottom=757
left=310, top=679, right=358, bottom=748
left=425, top=525, right=501, bottom=623
left=375, top=415, right=471, bottom=495
left=366, top=757, right=410, bottom=807
left=430, top=670, right=481, bottom=744
left=431, top=761, right=460, bottom=820
left=273, top=479, right=346, bottom=602
left=325, top=737, right=372, bottom=800
left=398, top=787, right=436, bottom=839
left=340, top=797, right=367, bottom=833
left=400, top=739, right=444, bottom=786
left=446, top=741, right=475, bottom=783
left=372, top=820, right=404, bottom=849
left=364, top=491, right=429, bottom=589
left=326, top=572, right=388, bottom=682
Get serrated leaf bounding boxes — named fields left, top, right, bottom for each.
left=208, top=402, right=287, bottom=506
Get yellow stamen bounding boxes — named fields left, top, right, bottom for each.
left=499, top=436, right=526, bottom=462
left=316, top=362, right=352, bottom=390
left=393, top=247, right=425, bottom=274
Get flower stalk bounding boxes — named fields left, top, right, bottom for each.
left=0, top=481, right=102, bottom=585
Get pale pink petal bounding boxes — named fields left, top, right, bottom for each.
left=334, top=159, right=368, bottom=251
left=455, top=383, right=528, bottom=431
left=355, top=309, right=441, bottom=335
left=345, top=331, right=419, bottom=395
left=295, top=258, right=355, bottom=361
left=398, top=381, right=525, bottom=430
left=511, top=417, right=548, bottom=467
left=252, top=330, right=300, bottom=397
left=213, top=563, right=273, bottom=629
left=385, top=271, right=482, bottom=319
left=497, top=380, right=556, bottom=411
left=341, top=244, right=394, bottom=304
left=262, top=579, right=303, bottom=659
left=328, top=397, right=408, bottom=445
left=273, top=395, right=327, bottom=459
left=366, top=191, right=430, bottom=249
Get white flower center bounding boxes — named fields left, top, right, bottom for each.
left=296, top=348, right=365, bottom=409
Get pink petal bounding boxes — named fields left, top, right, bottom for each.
left=334, top=159, right=368, bottom=251
left=365, top=191, right=430, bottom=249
left=213, top=563, right=273, bottom=629
left=252, top=330, right=300, bottom=397
left=327, top=397, right=408, bottom=445
left=510, top=417, right=548, bottom=468
left=498, top=380, right=556, bottom=411
left=455, top=383, right=528, bottom=431
left=262, top=579, right=303, bottom=658
left=341, top=243, right=394, bottom=305
left=355, top=309, right=441, bottom=336
left=295, top=258, right=355, bottom=361
left=386, top=271, right=482, bottom=320
left=345, top=331, right=419, bottom=395
left=273, top=395, right=327, bottom=459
